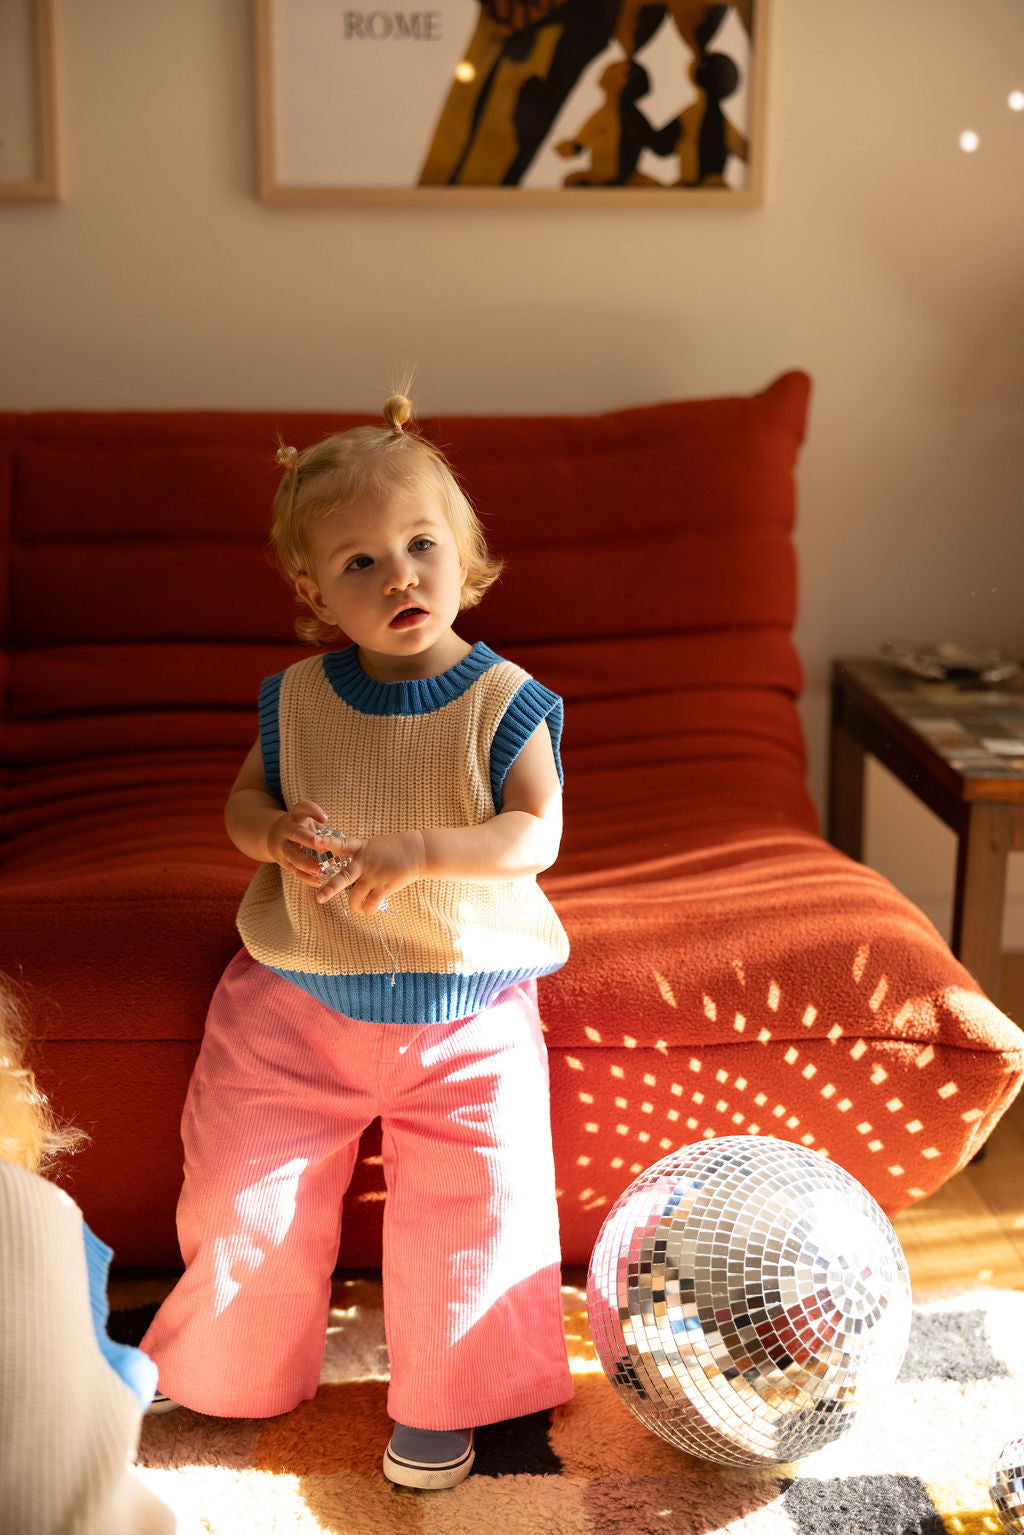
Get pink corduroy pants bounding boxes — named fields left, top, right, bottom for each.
left=141, top=949, right=572, bottom=1427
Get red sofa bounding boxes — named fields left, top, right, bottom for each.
left=2, top=372, right=1022, bottom=1269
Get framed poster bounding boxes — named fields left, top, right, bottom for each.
left=0, top=0, right=58, bottom=200
left=255, top=0, right=769, bottom=205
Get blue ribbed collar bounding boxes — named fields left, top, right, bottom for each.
left=322, top=641, right=502, bottom=716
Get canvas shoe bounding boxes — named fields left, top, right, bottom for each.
left=382, top=1423, right=475, bottom=1489
left=146, top=1390, right=181, bottom=1415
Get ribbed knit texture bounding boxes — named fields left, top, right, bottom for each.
left=0, top=1161, right=175, bottom=1535
left=237, top=644, right=570, bottom=1024
left=140, top=952, right=573, bottom=1426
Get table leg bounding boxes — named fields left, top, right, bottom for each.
left=952, top=803, right=1011, bottom=1001
left=828, top=697, right=865, bottom=861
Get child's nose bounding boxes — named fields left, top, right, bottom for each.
left=383, top=554, right=416, bottom=592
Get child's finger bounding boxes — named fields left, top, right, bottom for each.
left=314, top=861, right=356, bottom=904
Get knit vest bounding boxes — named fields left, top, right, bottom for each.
left=236, top=642, right=570, bottom=1024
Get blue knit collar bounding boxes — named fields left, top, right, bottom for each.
left=322, top=641, right=501, bottom=716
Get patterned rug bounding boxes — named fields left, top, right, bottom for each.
left=111, top=1277, right=1024, bottom=1535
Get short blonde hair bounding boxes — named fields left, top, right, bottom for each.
left=0, top=979, right=86, bottom=1175
left=271, top=394, right=503, bottom=646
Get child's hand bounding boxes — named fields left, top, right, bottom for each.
left=266, top=800, right=331, bottom=887
left=315, top=831, right=426, bottom=915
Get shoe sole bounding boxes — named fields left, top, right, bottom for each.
left=382, top=1442, right=475, bottom=1490
left=146, top=1396, right=181, bottom=1415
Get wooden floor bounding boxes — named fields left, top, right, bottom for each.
left=892, top=952, right=1024, bottom=1294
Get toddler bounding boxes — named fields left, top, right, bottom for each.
left=0, top=979, right=175, bottom=1533
left=141, top=393, right=573, bottom=1489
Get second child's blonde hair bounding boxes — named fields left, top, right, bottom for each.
left=271, top=394, right=503, bottom=646
left=0, top=980, right=86, bottom=1175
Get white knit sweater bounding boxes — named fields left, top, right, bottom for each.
left=0, top=1161, right=175, bottom=1535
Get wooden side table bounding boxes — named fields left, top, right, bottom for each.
left=828, top=658, right=1024, bottom=1001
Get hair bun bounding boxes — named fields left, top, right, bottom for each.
left=276, top=443, right=299, bottom=469
left=383, top=395, right=413, bottom=433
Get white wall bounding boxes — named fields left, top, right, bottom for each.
left=3, top=0, right=1024, bottom=940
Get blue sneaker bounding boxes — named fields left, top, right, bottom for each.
left=383, top=1423, right=475, bottom=1489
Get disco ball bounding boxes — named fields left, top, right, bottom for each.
left=991, top=1435, right=1024, bottom=1533
left=586, top=1135, right=912, bottom=1466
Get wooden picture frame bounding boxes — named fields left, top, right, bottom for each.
left=0, top=0, right=59, bottom=200
left=255, top=0, right=769, bottom=207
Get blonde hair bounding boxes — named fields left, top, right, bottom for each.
left=0, top=979, right=86, bottom=1175
left=271, top=394, right=503, bottom=646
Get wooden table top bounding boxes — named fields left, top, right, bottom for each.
left=834, top=657, right=1024, bottom=802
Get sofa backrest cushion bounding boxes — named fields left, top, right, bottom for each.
left=0, top=373, right=814, bottom=835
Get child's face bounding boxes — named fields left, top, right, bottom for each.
left=295, top=485, right=468, bottom=678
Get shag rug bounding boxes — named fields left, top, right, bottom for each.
left=110, top=1277, right=1024, bottom=1535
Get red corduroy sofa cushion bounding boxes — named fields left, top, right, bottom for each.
left=1, top=373, right=1021, bottom=1269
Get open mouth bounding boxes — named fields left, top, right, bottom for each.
left=390, top=607, right=427, bottom=629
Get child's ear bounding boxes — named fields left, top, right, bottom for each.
left=295, top=574, right=327, bottom=616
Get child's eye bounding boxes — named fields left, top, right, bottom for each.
left=346, top=555, right=373, bottom=571
left=410, top=538, right=434, bottom=553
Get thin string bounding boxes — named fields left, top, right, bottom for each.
left=376, top=909, right=405, bottom=988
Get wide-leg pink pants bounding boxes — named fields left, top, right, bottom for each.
left=141, top=950, right=572, bottom=1427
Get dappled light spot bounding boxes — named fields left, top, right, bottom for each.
left=828, top=1023, right=843, bottom=1041
left=869, top=976, right=889, bottom=1011
left=888, top=1164, right=905, bottom=1177
left=802, top=1004, right=818, bottom=1027
left=767, top=980, right=781, bottom=1012
left=906, top=1119, right=923, bottom=1134
left=871, top=1065, right=889, bottom=1085
left=886, top=1097, right=903, bottom=1113
left=850, top=1039, right=868, bottom=1060
left=961, top=1107, right=983, bottom=1123
left=802, top=1063, right=817, bottom=1080
left=584, top=1026, right=601, bottom=1043
left=938, top=1082, right=958, bottom=1099
left=653, top=970, right=678, bottom=1007
left=853, top=943, right=870, bottom=983
left=734, top=1013, right=747, bottom=1033
left=915, top=1045, right=935, bottom=1068
left=566, top=1055, right=583, bottom=1071
left=731, top=958, right=746, bottom=985
left=702, top=994, right=717, bottom=1022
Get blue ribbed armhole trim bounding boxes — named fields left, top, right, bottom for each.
left=490, top=680, right=564, bottom=811
left=83, top=1222, right=158, bottom=1409
left=259, top=671, right=285, bottom=801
